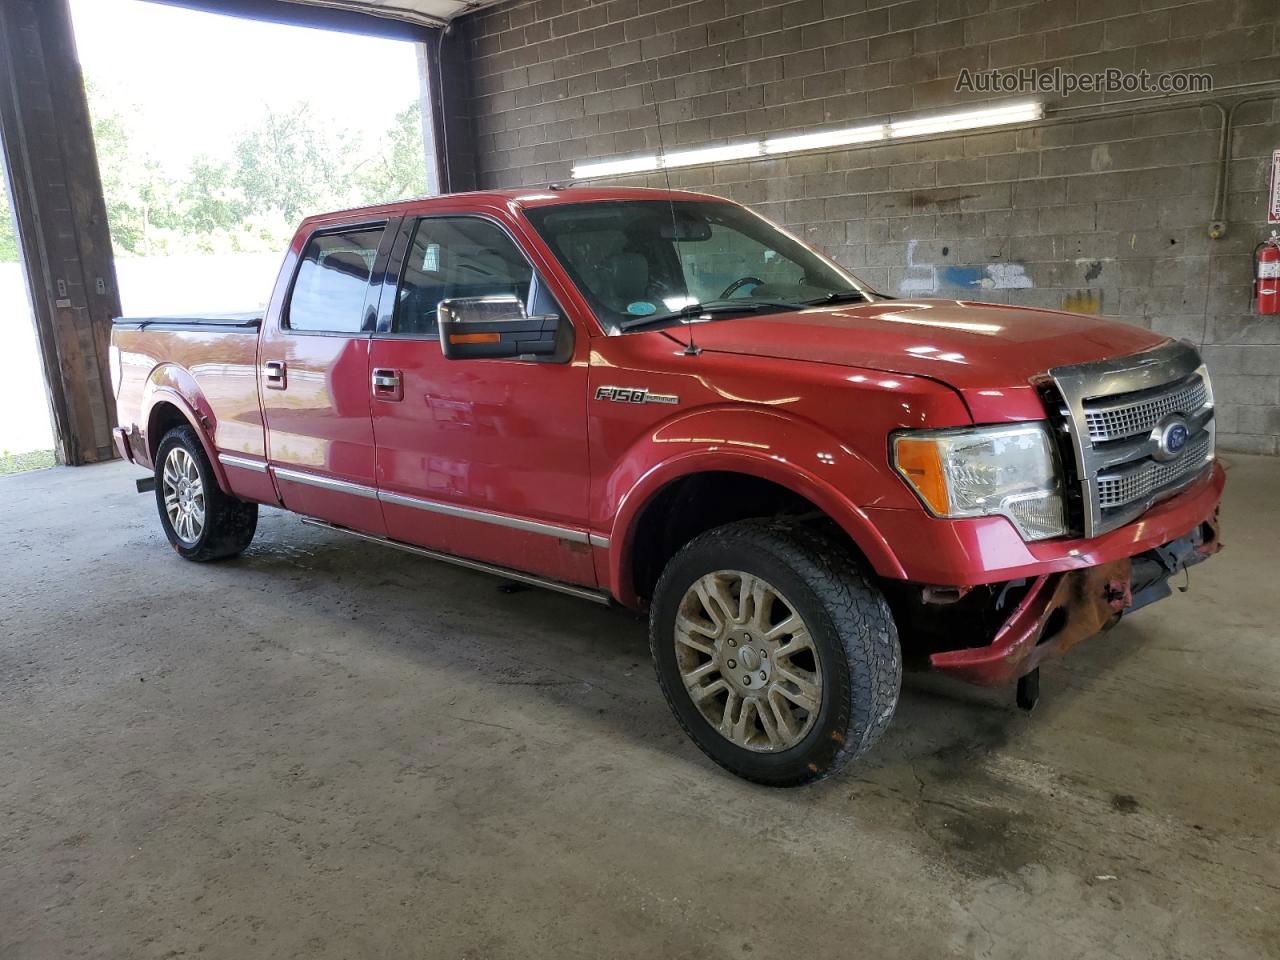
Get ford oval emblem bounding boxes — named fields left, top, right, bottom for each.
left=1153, top=417, right=1191, bottom=461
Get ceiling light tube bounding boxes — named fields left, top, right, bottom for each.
left=569, top=100, right=1044, bottom=179
left=571, top=155, right=660, bottom=179
left=889, top=100, right=1044, bottom=139
left=763, top=123, right=886, bottom=154
left=660, top=142, right=762, bottom=168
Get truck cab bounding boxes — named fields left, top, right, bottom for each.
left=110, top=187, right=1224, bottom=785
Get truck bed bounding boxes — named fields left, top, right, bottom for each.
left=112, top=312, right=262, bottom=332
left=111, top=311, right=267, bottom=469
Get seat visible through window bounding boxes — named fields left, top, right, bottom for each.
left=394, top=218, right=536, bottom=337
left=287, top=227, right=384, bottom=333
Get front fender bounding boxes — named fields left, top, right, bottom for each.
left=598, top=406, right=911, bottom=605
left=141, top=364, right=232, bottom=496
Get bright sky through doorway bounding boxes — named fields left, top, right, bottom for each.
left=69, top=0, right=424, bottom=176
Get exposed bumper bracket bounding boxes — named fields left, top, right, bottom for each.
left=930, top=512, right=1222, bottom=687
left=1016, top=668, right=1040, bottom=712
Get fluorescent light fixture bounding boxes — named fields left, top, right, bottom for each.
left=889, top=100, right=1043, bottom=139
left=569, top=101, right=1043, bottom=179
left=572, top=155, right=660, bottom=179
left=661, top=142, right=762, bottom=168
left=764, top=123, right=885, bottom=154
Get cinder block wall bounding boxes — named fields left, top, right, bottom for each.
left=460, top=0, right=1280, bottom=454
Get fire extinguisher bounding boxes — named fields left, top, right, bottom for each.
left=1256, top=233, right=1280, bottom=316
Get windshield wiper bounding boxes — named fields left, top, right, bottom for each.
left=620, top=299, right=803, bottom=331
left=803, top=290, right=869, bottom=306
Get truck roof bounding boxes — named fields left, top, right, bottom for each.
left=299, top=186, right=727, bottom=229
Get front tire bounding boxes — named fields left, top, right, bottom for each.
left=650, top=520, right=901, bottom=786
left=154, top=425, right=257, bottom=561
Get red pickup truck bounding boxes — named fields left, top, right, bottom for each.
left=111, top=187, right=1223, bottom=785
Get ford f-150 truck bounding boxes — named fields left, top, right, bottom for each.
left=111, top=187, right=1223, bottom=785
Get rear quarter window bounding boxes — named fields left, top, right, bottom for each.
left=286, top=227, right=384, bottom=333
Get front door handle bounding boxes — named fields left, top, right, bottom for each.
left=264, top=360, right=287, bottom=390
left=372, top=367, right=403, bottom=402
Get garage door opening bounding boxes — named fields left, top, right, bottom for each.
left=67, top=0, right=434, bottom=318
left=0, top=161, right=56, bottom=475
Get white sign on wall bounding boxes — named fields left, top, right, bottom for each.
left=1270, top=149, right=1280, bottom=224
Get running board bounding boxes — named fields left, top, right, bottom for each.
left=298, top=517, right=612, bottom=606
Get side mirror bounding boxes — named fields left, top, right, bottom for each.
left=437, top=295, right=560, bottom=360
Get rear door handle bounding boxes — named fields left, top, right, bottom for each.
left=372, top=367, right=403, bottom=402
left=264, top=360, right=287, bottom=390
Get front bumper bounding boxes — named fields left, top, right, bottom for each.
left=929, top=510, right=1222, bottom=686
left=866, top=461, right=1226, bottom=586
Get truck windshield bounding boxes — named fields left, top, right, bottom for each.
left=523, top=199, right=874, bottom=334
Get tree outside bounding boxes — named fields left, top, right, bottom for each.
left=0, top=5, right=432, bottom=470
left=0, top=83, right=430, bottom=264
left=0, top=174, right=18, bottom=262
left=0, top=79, right=431, bottom=468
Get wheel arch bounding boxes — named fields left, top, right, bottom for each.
left=607, top=452, right=907, bottom=608
left=141, top=365, right=231, bottom=495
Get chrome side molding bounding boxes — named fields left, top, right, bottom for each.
left=378, top=489, right=591, bottom=544
left=273, top=466, right=379, bottom=500
left=264, top=463, right=611, bottom=548
left=217, top=453, right=269, bottom=474
left=298, top=517, right=612, bottom=606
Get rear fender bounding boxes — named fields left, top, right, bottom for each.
left=141, top=364, right=232, bottom=496
left=600, top=406, right=909, bottom=605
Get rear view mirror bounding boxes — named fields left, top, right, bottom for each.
left=437, top=296, right=560, bottom=360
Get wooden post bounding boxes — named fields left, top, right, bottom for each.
left=0, top=0, right=121, bottom=465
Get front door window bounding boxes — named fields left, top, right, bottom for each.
left=393, top=217, right=536, bottom=338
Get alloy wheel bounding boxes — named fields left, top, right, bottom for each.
left=162, top=446, right=206, bottom=544
left=673, top=570, right=823, bottom=752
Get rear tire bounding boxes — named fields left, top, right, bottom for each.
left=649, top=519, right=901, bottom=786
left=154, top=425, right=257, bottom=561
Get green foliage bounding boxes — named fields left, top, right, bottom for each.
left=0, top=175, right=18, bottom=262
left=0, top=448, right=55, bottom=475
left=0, top=83, right=430, bottom=261
left=179, top=156, right=248, bottom=236
left=358, top=100, right=429, bottom=206
left=236, top=104, right=353, bottom=226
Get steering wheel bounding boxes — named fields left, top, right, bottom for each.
left=719, top=276, right=764, bottom=300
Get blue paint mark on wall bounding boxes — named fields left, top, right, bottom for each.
left=939, top=265, right=985, bottom=288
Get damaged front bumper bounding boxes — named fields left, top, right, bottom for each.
left=929, top=512, right=1222, bottom=687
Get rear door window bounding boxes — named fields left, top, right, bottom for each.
left=287, top=227, right=385, bottom=333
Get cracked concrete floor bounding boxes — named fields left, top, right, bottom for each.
left=1, top=454, right=1277, bottom=959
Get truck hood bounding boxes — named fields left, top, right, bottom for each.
left=687, top=298, right=1168, bottom=408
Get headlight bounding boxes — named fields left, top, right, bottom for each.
left=892, top=423, right=1067, bottom=541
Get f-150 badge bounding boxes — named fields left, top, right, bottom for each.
left=595, top=385, right=679, bottom=405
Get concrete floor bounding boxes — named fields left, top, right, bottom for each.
left=1, top=456, right=1277, bottom=960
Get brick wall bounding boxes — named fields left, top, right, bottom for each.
left=459, top=0, right=1280, bottom=454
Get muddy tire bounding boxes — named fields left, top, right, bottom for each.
left=649, top=519, right=901, bottom=786
left=154, top=425, right=257, bottom=562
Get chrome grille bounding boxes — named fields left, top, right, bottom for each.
left=1096, top=430, right=1213, bottom=509
left=1083, top=375, right=1208, bottom=443
left=1049, top=341, right=1214, bottom=537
